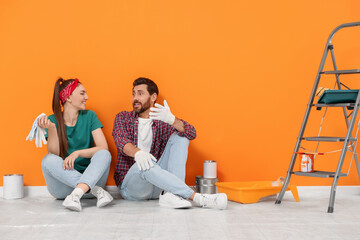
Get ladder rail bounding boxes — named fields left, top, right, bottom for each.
left=326, top=22, right=360, bottom=45
left=329, top=46, right=360, bottom=184
left=328, top=91, right=360, bottom=212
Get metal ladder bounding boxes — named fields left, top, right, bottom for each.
left=275, top=22, right=360, bottom=213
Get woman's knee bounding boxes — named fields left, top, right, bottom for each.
left=93, top=149, right=112, bottom=165
left=41, top=154, right=62, bottom=172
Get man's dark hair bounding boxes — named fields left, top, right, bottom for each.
left=133, top=77, right=159, bottom=96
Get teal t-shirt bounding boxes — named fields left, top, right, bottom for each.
left=45, top=110, right=103, bottom=173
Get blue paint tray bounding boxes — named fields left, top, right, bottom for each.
left=317, top=89, right=359, bottom=110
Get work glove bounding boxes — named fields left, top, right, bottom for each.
left=26, top=113, right=47, bottom=148
left=35, top=127, right=47, bottom=148
left=149, top=100, right=175, bottom=125
left=134, top=150, right=156, bottom=171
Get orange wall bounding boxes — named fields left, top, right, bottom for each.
left=1, top=1, right=360, bottom=187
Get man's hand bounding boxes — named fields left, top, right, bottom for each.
left=134, top=150, right=156, bottom=171
left=149, top=100, right=175, bottom=125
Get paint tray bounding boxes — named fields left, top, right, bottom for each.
left=317, top=89, right=358, bottom=110
left=215, top=179, right=299, bottom=204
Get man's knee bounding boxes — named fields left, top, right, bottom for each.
left=128, top=163, right=162, bottom=176
left=141, top=164, right=164, bottom=179
left=170, top=134, right=190, bottom=148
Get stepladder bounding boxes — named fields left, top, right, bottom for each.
left=275, top=22, right=360, bottom=213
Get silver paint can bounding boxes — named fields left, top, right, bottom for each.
left=195, top=175, right=218, bottom=194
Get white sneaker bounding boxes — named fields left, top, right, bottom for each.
left=62, top=194, right=82, bottom=212
left=194, top=193, right=228, bottom=210
left=91, top=186, right=114, bottom=208
left=159, top=191, right=192, bottom=209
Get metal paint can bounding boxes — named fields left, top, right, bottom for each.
left=195, top=175, right=218, bottom=194
left=3, top=174, right=24, bottom=200
left=203, top=160, right=217, bottom=178
left=300, top=154, right=314, bottom=172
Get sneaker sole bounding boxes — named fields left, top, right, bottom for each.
left=63, top=204, right=81, bottom=212
left=159, top=201, right=192, bottom=209
left=97, top=195, right=114, bottom=208
left=217, top=194, right=228, bottom=210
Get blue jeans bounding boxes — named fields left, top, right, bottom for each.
left=120, top=134, right=194, bottom=200
left=42, top=149, right=111, bottom=199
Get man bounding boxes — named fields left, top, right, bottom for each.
left=112, top=77, right=227, bottom=209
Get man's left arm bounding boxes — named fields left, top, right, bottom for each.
left=172, top=118, right=185, bottom=132
left=171, top=118, right=196, bottom=140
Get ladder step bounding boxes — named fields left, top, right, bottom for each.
left=293, top=171, right=347, bottom=178
left=313, top=103, right=355, bottom=108
left=302, top=136, right=357, bottom=142
left=321, top=69, right=360, bottom=74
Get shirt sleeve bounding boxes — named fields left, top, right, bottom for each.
left=175, top=119, right=197, bottom=140
left=89, top=110, right=103, bottom=131
left=112, top=112, right=134, bottom=155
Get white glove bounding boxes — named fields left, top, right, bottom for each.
left=134, top=150, right=156, bottom=171
left=26, top=113, right=48, bottom=148
left=149, top=100, right=175, bottom=125
left=26, top=113, right=46, bottom=141
left=35, top=127, right=41, bottom=148
left=35, top=127, right=47, bottom=148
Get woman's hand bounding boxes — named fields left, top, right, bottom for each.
left=38, top=115, right=55, bottom=129
left=63, top=151, right=80, bottom=170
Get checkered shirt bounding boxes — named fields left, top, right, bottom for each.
left=112, top=111, right=197, bottom=187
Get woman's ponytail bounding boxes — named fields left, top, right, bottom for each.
left=52, top=77, right=68, bottom=158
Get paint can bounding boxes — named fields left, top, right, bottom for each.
left=195, top=175, right=218, bottom=194
left=299, top=154, right=314, bottom=173
left=203, top=160, right=217, bottom=178
left=3, top=174, right=24, bottom=200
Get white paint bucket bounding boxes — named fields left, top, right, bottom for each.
left=203, top=160, right=217, bottom=178
left=3, top=174, right=24, bottom=200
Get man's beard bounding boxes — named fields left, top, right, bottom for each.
left=133, top=98, right=151, bottom=114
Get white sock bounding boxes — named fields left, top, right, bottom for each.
left=193, top=193, right=202, bottom=205
left=91, top=186, right=102, bottom=197
left=71, top=188, right=85, bottom=198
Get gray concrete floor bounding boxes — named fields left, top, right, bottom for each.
left=1, top=186, right=360, bottom=240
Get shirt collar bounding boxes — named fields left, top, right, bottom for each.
left=131, top=111, right=138, bottom=119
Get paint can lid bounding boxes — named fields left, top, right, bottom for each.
left=204, top=160, right=216, bottom=163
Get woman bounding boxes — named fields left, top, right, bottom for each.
left=39, top=77, right=113, bottom=211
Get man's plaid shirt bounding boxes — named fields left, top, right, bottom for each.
left=112, top=111, right=197, bottom=187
